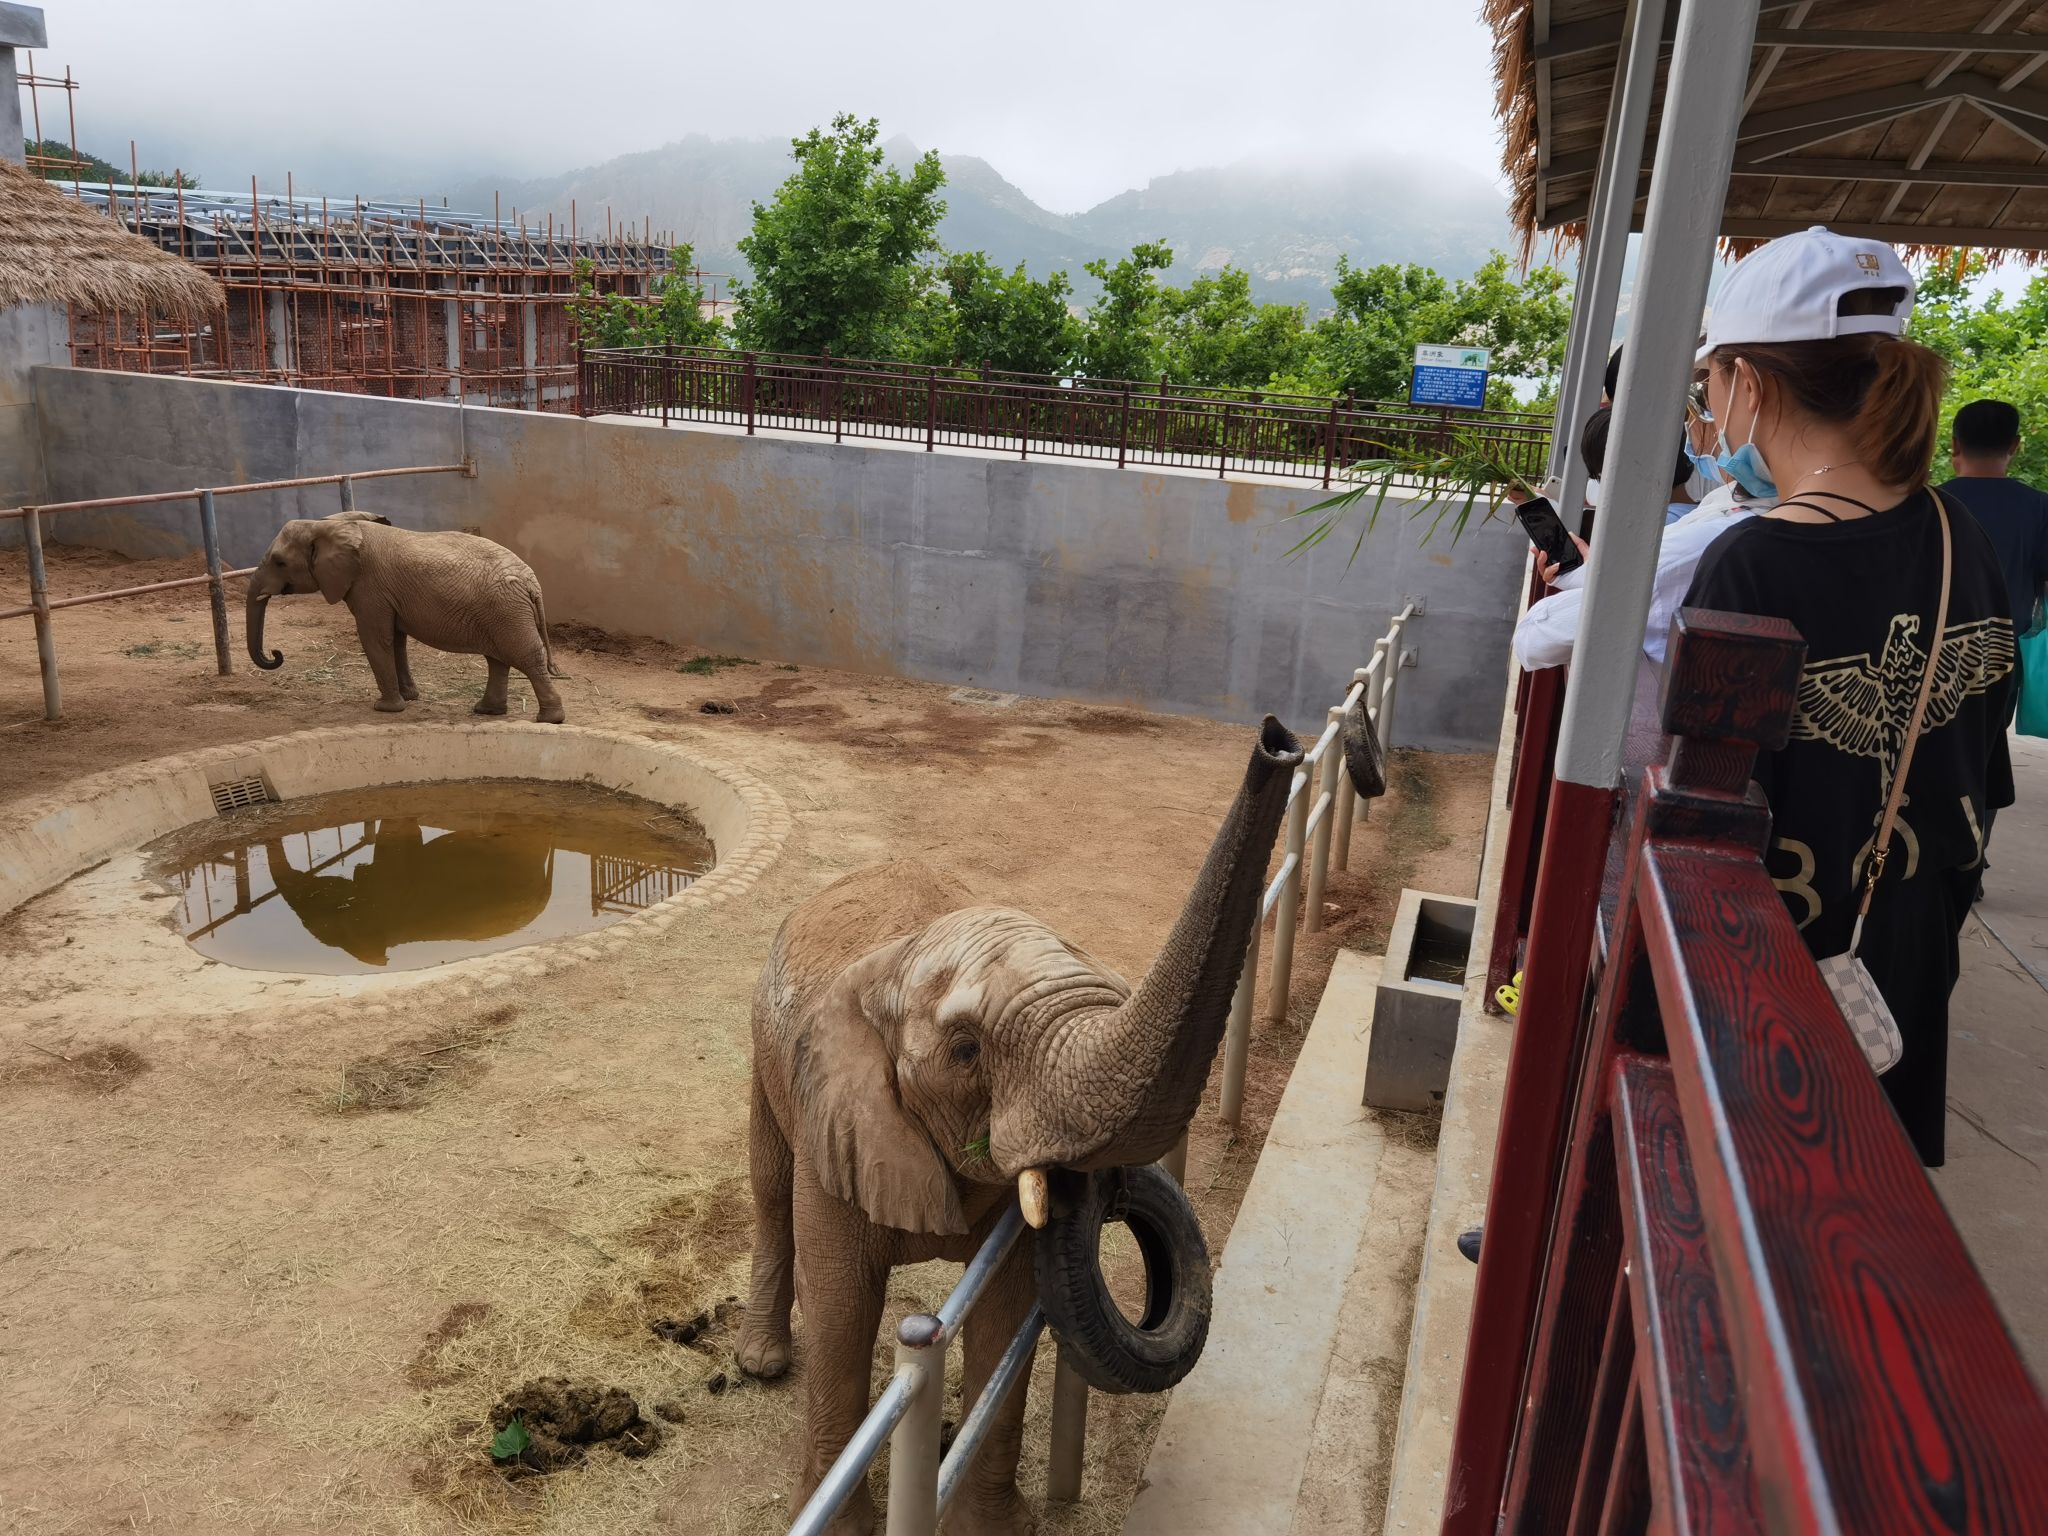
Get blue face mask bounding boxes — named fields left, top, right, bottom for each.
left=1712, top=388, right=1778, bottom=499
left=1686, top=445, right=1724, bottom=486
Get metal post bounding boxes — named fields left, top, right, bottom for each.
left=1117, top=384, right=1131, bottom=469
left=1442, top=4, right=1764, bottom=1534
left=885, top=1327, right=943, bottom=1536
left=1217, top=404, right=1231, bottom=479
left=196, top=489, right=231, bottom=676
left=743, top=351, right=757, bottom=436
left=1550, top=0, right=1670, bottom=519
left=1265, top=771, right=1311, bottom=1025
left=1321, top=395, right=1340, bottom=488
left=1382, top=631, right=1404, bottom=756
left=926, top=366, right=937, bottom=451
left=24, top=508, right=60, bottom=720
left=1334, top=664, right=1369, bottom=871
left=1219, top=917, right=1261, bottom=1127
left=1046, top=1353, right=1090, bottom=1503
left=339, top=475, right=354, bottom=512
left=1304, top=705, right=1342, bottom=933
left=1160, top=1132, right=1188, bottom=1187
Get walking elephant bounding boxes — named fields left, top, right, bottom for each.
left=245, top=511, right=566, bottom=723
left=739, top=718, right=1303, bottom=1535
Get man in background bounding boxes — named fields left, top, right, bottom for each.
left=1940, top=398, right=2048, bottom=872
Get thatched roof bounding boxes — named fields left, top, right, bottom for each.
left=0, top=158, right=224, bottom=314
left=1490, top=0, right=2048, bottom=260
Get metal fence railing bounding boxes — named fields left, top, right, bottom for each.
left=3, top=463, right=475, bottom=722
left=577, top=345, right=1553, bottom=488
left=1219, top=601, right=1417, bottom=1125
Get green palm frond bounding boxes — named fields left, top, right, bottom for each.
left=1284, top=433, right=1534, bottom=569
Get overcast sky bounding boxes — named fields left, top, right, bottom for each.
left=33, top=0, right=1510, bottom=210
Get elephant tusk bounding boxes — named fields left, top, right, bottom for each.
left=1018, top=1168, right=1049, bottom=1230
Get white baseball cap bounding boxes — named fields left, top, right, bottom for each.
left=1694, top=226, right=1914, bottom=366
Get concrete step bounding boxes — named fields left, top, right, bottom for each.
left=1122, top=949, right=1437, bottom=1536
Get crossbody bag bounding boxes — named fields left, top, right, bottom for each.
left=1814, top=493, right=1953, bottom=1075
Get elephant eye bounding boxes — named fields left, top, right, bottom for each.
left=950, top=1037, right=981, bottom=1066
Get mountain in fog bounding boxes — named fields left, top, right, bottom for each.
left=438, top=134, right=1513, bottom=311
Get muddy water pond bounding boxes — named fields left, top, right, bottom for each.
left=147, top=780, right=715, bottom=975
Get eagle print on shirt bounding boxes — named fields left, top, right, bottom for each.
left=1790, top=612, right=2015, bottom=782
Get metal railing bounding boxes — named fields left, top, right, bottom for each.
left=3, top=463, right=474, bottom=722
left=578, top=345, right=1552, bottom=487
left=789, top=1203, right=1086, bottom=1535
left=1218, top=602, right=1418, bottom=1125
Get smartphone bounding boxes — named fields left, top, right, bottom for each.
left=1514, top=495, right=1583, bottom=577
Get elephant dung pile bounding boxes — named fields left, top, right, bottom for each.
left=487, top=1378, right=663, bottom=1475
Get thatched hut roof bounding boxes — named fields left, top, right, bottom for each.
left=0, top=158, right=224, bottom=314
left=1489, top=0, right=2048, bottom=260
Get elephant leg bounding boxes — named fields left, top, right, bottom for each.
left=945, top=1235, right=1038, bottom=1536
left=738, top=1075, right=796, bottom=1380
left=473, top=658, right=511, bottom=717
left=392, top=628, right=420, bottom=701
left=515, top=645, right=565, bottom=725
left=791, top=1182, right=888, bottom=1536
left=352, top=604, right=407, bottom=712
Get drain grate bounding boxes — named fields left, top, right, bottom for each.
left=210, top=776, right=273, bottom=814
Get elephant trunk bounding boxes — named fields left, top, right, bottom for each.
left=1014, top=716, right=1303, bottom=1173
left=245, top=588, right=283, bottom=670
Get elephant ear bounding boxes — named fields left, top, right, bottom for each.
left=326, top=510, right=392, bottom=526
left=309, top=518, right=368, bottom=604
left=794, top=957, right=966, bottom=1237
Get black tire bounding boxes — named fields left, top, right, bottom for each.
left=1033, top=1163, right=1212, bottom=1395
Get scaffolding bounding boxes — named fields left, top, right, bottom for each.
left=17, top=59, right=731, bottom=410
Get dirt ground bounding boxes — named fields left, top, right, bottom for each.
left=0, top=544, right=1492, bottom=1536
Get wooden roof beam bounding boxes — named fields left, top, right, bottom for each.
left=1747, top=28, right=2048, bottom=53
left=1718, top=214, right=2048, bottom=248
left=1533, top=1, right=1801, bottom=62
left=1727, top=154, right=2048, bottom=188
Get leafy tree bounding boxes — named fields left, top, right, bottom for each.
left=1077, top=241, right=1175, bottom=382
left=1152, top=267, right=1312, bottom=392
left=1298, top=252, right=1570, bottom=407
left=569, top=246, right=725, bottom=349
left=731, top=114, right=946, bottom=357
left=899, top=251, right=1080, bottom=375
left=1911, top=255, right=2048, bottom=485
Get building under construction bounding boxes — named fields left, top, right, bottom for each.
left=18, top=55, right=702, bottom=410
left=59, top=183, right=678, bottom=410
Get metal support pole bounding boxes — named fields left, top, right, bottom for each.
left=744, top=352, right=757, bottom=435
left=1219, top=917, right=1261, bottom=1127
left=1160, top=1132, right=1188, bottom=1187
left=1443, top=5, right=1764, bottom=1534
left=1046, top=1352, right=1090, bottom=1503
left=1305, top=705, right=1342, bottom=933
left=1333, top=664, right=1369, bottom=871
left=885, top=1329, right=943, bottom=1536
left=1265, top=772, right=1311, bottom=1025
left=1550, top=0, right=1670, bottom=520
left=24, top=507, right=60, bottom=720
left=197, top=488, right=231, bottom=676
left=339, top=475, right=355, bottom=512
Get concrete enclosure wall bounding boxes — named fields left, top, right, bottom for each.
left=21, top=367, right=1527, bottom=749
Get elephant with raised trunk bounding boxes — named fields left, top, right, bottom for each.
left=245, top=511, right=566, bottom=723
left=739, top=718, right=1303, bottom=1535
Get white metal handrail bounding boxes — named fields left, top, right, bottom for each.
left=789, top=1204, right=1077, bottom=1536
left=1220, top=602, right=1417, bottom=1125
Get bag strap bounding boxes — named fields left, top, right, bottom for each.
left=1854, top=492, right=1953, bottom=936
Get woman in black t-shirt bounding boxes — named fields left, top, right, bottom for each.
left=1683, top=228, right=2016, bottom=1167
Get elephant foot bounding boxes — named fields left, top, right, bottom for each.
left=536, top=703, right=567, bottom=726
left=735, top=1325, right=791, bottom=1380
left=399, top=684, right=420, bottom=701
left=373, top=697, right=408, bottom=714
left=942, top=1489, right=1034, bottom=1536
left=472, top=699, right=509, bottom=717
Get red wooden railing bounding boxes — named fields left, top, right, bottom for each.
left=1456, top=609, right=2048, bottom=1533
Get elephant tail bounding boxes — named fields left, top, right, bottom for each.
left=530, top=584, right=568, bottom=679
